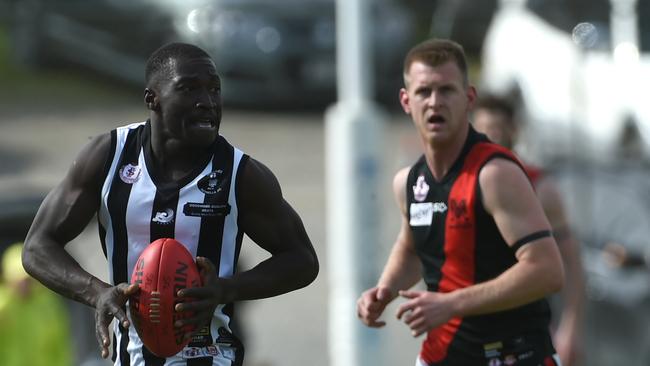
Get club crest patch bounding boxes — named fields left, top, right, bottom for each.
left=413, top=174, right=429, bottom=202
left=119, top=163, right=141, bottom=184
left=198, top=170, right=224, bottom=194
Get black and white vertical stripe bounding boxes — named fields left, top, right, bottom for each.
left=97, top=121, right=246, bottom=366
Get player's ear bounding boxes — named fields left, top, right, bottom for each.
left=399, top=88, right=411, bottom=114
left=466, top=85, right=477, bottom=108
left=144, top=88, right=159, bottom=111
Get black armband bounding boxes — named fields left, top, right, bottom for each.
left=510, top=230, right=552, bottom=252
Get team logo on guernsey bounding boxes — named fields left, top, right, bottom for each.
left=152, top=209, right=175, bottom=224
left=198, top=170, right=224, bottom=194
left=119, top=163, right=141, bottom=184
left=449, top=198, right=470, bottom=228
left=432, top=202, right=447, bottom=213
left=449, top=199, right=467, bottom=218
left=413, top=174, right=429, bottom=202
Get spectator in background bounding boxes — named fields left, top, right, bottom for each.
left=0, top=243, right=72, bottom=366
left=473, top=95, right=585, bottom=366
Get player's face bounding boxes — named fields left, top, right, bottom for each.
left=155, top=56, right=222, bottom=147
left=400, top=60, right=476, bottom=148
left=473, top=109, right=515, bottom=149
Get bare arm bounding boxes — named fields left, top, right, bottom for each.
left=357, top=167, right=422, bottom=327
left=447, top=158, right=565, bottom=316
left=233, top=157, right=318, bottom=300
left=22, top=133, right=138, bottom=358
left=23, top=133, right=113, bottom=306
left=376, top=167, right=423, bottom=297
left=537, top=177, right=585, bottom=365
left=537, top=177, right=584, bottom=321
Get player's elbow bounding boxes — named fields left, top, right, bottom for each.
left=289, top=246, right=319, bottom=290
left=21, top=238, right=40, bottom=278
left=300, top=247, right=320, bottom=287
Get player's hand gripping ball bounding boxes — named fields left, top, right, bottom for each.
left=129, top=238, right=202, bottom=357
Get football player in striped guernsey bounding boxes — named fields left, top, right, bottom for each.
left=23, top=42, right=319, bottom=366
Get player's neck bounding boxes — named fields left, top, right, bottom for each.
left=423, top=125, right=468, bottom=181
left=150, top=134, right=214, bottom=183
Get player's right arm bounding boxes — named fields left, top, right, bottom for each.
left=357, top=167, right=422, bottom=327
left=536, top=178, right=584, bottom=366
left=22, top=133, right=138, bottom=358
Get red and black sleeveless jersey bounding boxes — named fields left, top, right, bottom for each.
left=406, top=127, right=554, bottom=365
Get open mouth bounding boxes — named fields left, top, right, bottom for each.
left=428, top=115, right=445, bottom=124
left=192, top=118, right=216, bottom=129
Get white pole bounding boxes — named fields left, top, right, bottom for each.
left=610, top=0, right=639, bottom=49
left=610, top=0, right=640, bottom=121
left=326, top=0, right=387, bottom=365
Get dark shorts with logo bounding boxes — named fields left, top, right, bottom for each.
left=417, top=331, right=561, bottom=366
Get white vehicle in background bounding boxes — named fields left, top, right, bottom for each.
left=481, top=0, right=650, bottom=164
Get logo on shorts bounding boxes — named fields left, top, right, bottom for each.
left=119, top=164, right=141, bottom=184
left=413, top=174, right=429, bottom=202
left=488, top=358, right=502, bottom=366
left=152, top=209, right=175, bottom=224
left=181, top=345, right=222, bottom=359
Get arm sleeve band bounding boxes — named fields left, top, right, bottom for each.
left=510, top=230, right=553, bottom=253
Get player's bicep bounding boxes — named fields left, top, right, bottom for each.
left=28, top=134, right=112, bottom=245
left=392, top=167, right=410, bottom=218
left=479, top=159, right=553, bottom=252
left=238, top=158, right=310, bottom=254
left=392, top=167, right=416, bottom=248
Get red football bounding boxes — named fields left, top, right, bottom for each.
left=129, top=238, right=202, bottom=357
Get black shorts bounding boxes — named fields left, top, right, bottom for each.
left=417, top=332, right=560, bottom=366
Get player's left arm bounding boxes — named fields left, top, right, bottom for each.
left=449, top=158, right=565, bottom=315
left=181, top=157, right=318, bottom=309
left=536, top=178, right=585, bottom=365
left=235, top=157, right=319, bottom=299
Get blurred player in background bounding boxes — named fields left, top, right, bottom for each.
left=473, top=95, right=585, bottom=366
left=22, top=42, right=319, bottom=365
left=0, top=243, right=72, bottom=366
left=357, top=38, right=565, bottom=365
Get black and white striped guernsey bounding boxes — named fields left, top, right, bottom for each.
left=97, top=121, right=246, bottom=366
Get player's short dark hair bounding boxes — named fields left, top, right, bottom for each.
left=403, top=38, right=468, bottom=88
left=474, top=95, right=516, bottom=127
left=145, top=42, right=212, bottom=87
